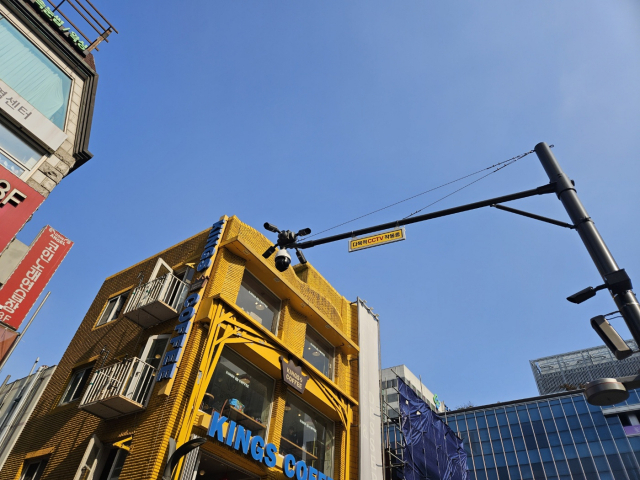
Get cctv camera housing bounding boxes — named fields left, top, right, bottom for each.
left=275, top=250, right=292, bottom=272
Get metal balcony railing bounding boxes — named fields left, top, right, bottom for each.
left=79, top=357, right=155, bottom=419
left=124, top=273, right=189, bottom=328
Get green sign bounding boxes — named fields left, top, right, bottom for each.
left=28, top=0, right=89, bottom=53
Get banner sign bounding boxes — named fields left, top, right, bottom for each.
left=157, top=219, right=227, bottom=381
left=348, top=228, right=406, bottom=252
left=0, top=226, right=72, bottom=330
left=208, top=411, right=335, bottom=480
left=357, top=299, right=384, bottom=480
left=280, top=356, right=309, bottom=394
left=0, top=173, right=45, bottom=256
left=0, top=327, right=18, bottom=365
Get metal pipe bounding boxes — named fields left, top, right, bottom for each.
left=0, top=293, right=50, bottom=374
left=295, top=183, right=557, bottom=250
left=534, top=142, right=640, bottom=344
left=491, top=204, right=575, bottom=229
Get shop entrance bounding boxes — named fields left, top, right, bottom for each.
left=192, top=451, right=260, bottom=480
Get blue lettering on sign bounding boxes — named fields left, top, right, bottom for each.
left=207, top=414, right=333, bottom=480
left=157, top=220, right=226, bottom=382
left=283, top=455, right=296, bottom=478
left=163, top=349, right=181, bottom=365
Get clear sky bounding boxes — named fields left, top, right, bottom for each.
left=4, top=0, right=640, bottom=409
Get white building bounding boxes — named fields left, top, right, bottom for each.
left=381, top=364, right=446, bottom=417
left=0, top=363, right=56, bottom=469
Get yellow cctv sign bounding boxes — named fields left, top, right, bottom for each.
left=349, top=228, right=406, bottom=252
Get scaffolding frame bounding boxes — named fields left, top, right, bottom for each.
left=381, top=371, right=463, bottom=480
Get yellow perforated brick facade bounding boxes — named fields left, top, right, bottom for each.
left=2, top=216, right=361, bottom=480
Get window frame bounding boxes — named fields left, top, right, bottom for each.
left=0, top=119, right=46, bottom=179
left=0, top=13, right=75, bottom=131
left=280, top=391, right=335, bottom=477
left=303, top=326, right=335, bottom=380
left=95, top=291, right=130, bottom=328
left=104, top=449, right=127, bottom=480
left=19, top=458, right=48, bottom=480
left=236, top=270, right=282, bottom=334
left=198, top=347, right=276, bottom=440
left=59, top=364, right=93, bottom=406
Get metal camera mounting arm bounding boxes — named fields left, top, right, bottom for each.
left=263, top=143, right=640, bottom=405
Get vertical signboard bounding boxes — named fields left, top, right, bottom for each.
left=0, top=173, right=46, bottom=256
left=0, top=226, right=72, bottom=330
left=358, top=298, right=384, bottom=480
left=0, top=327, right=18, bottom=365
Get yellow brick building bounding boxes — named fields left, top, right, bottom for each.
left=1, top=216, right=364, bottom=480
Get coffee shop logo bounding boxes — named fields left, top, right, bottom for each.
left=280, top=356, right=309, bottom=394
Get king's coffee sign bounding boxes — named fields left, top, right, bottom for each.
left=0, top=173, right=45, bottom=255
left=280, top=356, right=309, bottom=393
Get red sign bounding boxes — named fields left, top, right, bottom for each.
left=0, top=327, right=17, bottom=365
left=0, top=226, right=72, bottom=330
left=0, top=172, right=45, bottom=256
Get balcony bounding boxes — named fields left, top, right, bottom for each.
left=79, top=358, right=156, bottom=419
left=124, top=273, right=189, bottom=328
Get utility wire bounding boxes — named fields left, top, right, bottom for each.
left=403, top=150, right=533, bottom=218
left=307, top=149, right=536, bottom=239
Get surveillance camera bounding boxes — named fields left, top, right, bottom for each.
left=274, top=249, right=291, bottom=272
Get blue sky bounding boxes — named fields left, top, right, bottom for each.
left=4, top=0, right=640, bottom=408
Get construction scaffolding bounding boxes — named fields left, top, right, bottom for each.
left=382, top=375, right=467, bottom=480
left=530, top=340, right=640, bottom=395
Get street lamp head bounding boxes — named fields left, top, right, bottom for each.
left=567, top=286, right=598, bottom=304
left=584, top=378, right=629, bottom=406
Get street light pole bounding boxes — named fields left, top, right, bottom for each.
left=534, top=142, right=640, bottom=345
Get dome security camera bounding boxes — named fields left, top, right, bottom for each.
left=274, top=249, right=292, bottom=272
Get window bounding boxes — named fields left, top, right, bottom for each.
left=236, top=271, right=280, bottom=333
left=96, top=292, right=129, bottom=327
left=60, top=365, right=93, bottom=405
left=0, top=121, right=44, bottom=177
left=0, top=16, right=72, bottom=129
left=280, top=393, right=334, bottom=476
left=303, top=327, right=334, bottom=379
left=20, top=458, right=48, bottom=480
left=98, top=449, right=127, bottom=480
left=200, top=348, right=274, bottom=438
left=139, top=335, right=170, bottom=370
left=73, top=435, right=102, bottom=480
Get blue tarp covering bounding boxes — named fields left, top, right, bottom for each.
left=398, top=378, right=468, bottom=480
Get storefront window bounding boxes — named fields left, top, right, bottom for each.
left=236, top=271, right=280, bottom=333
left=303, top=327, right=334, bottom=379
left=280, top=393, right=334, bottom=476
left=0, top=121, right=43, bottom=176
left=200, top=348, right=274, bottom=438
left=0, top=16, right=72, bottom=129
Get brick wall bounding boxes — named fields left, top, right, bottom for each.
left=2, top=217, right=361, bottom=480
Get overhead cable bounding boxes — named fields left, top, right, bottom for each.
left=307, top=148, right=536, bottom=239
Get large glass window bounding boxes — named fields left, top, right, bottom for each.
left=303, top=326, right=334, bottom=379
left=0, top=121, right=44, bottom=176
left=0, top=16, right=72, bottom=128
left=280, top=393, right=334, bottom=476
left=236, top=271, right=280, bottom=333
left=200, top=348, right=274, bottom=438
